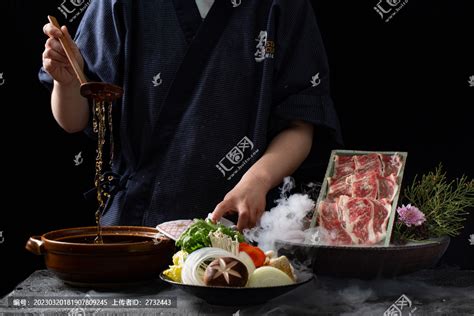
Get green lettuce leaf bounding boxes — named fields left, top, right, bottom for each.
left=176, top=219, right=245, bottom=253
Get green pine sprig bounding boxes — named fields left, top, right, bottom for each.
left=393, top=164, right=474, bottom=243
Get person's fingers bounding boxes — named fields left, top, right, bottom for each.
left=43, top=48, right=69, bottom=65
left=42, top=58, right=54, bottom=72
left=248, top=207, right=259, bottom=229
left=62, top=25, right=72, bottom=41
left=43, top=58, right=68, bottom=74
left=255, top=203, right=266, bottom=225
left=211, top=199, right=234, bottom=223
left=45, top=38, right=66, bottom=57
left=43, top=23, right=62, bottom=38
left=236, top=205, right=250, bottom=231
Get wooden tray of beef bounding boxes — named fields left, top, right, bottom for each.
left=310, top=150, right=408, bottom=247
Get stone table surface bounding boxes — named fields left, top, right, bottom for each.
left=0, top=268, right=473, bottom=315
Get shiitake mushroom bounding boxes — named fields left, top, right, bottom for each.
left=203, top=257, right=248, bottom=287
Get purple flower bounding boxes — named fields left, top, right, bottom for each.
left=397, top=204, right=426, bottom=227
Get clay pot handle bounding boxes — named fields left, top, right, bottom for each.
left=26, top=236, right=45, bottom=255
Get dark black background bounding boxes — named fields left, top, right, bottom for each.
left=0, top=0, right=473, bottom=297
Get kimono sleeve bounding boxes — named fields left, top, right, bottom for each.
left=73, top=0, right=126, bottom=86
left=271, top=0, right=342, bottom=146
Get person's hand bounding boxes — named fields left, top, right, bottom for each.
left=211, top=172, right=270, bottom=231
left=42, top=23, right=84, bottom=85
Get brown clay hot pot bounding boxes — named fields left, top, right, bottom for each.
left=26, top=226, right=175, bottom=287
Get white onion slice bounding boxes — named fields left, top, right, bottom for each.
left=237, top=251, right=255, bottom=276
left=181, top=247, right=255, bottom=286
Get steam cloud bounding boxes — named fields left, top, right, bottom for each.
left=244, top=177, right=316, bottom=252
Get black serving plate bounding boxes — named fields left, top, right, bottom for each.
left=159, top=272, right=314, bottom=306
left=276, top=237, right=450, bottom=280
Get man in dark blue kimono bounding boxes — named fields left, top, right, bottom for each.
left=40, top=0, right=342, bottom=230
